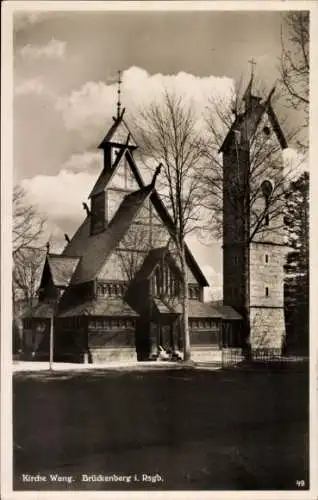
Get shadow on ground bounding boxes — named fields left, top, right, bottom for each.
left=13, top=365, right=309, bottom=491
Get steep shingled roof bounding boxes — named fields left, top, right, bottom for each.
left=47, top=254, right=80, bottom=287
left=62, top=216, right=91, bottom=259
left=69, top=183, right=155, bottom=284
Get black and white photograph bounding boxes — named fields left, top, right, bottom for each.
left=1, top=1, right=316, bottom=497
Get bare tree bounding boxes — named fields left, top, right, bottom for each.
left=13, top=186, right=46, bottom=304
left=201, top=81, right=301, bottom=242
left=279, top=11, right=309, bottom=149
left=134, top=90, right=205, bottom=361
left=13, top=247, right=45, bottom=306
left=13, top=186, right=46, bottom=256
left=117, top=222, right=153, bottom=283
left=12, top=186, right=46, bottom=353
left=117, top=216, right=170, bottom=282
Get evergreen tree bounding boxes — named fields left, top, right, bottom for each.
left=284, top=171, right=309, bottom=355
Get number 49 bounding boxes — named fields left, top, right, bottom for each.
left=296, top=480, right=305, bottom=488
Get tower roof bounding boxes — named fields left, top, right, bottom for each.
left=219, top=82, right=287, bottom=153
left=242, top=73, right=262, bottom=106
left=98, top=109, right=137, bottom=150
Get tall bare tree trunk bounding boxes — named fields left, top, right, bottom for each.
left=242, top=169, right=251, bottom=359
left=242, top=239, right=251, bottom=359
left=180, top=240, right=191, bottom=361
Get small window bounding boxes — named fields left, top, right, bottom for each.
left=265, top=254, right=269, bottom=263
left=263, top=126, right=271, bottom=136
left=264, top=214, right=269, bottom=226
left=234, top=255, right=238, bottom=265
left=265, top=287, right=269, bottom=297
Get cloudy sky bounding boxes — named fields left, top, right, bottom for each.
left=12, top=5, right=304, bottom=299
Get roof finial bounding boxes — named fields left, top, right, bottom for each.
left=117, top=70, right=122, bottom=119
left=46, top=241, right=50, bottom=254
left=82, top=202, right=91, bottom=216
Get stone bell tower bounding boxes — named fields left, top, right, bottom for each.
left=220, top=69, right=287, bottom=352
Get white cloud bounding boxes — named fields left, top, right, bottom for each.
left=15, top=77, right=48, bottom=96
left=20, top=39, right=66, bottom=59
left=56, top=66, right=235, bottom=147
left=56, top=80, right=115, bottom=144
left=14, top=12, right=44, bottom=31
left=20, top=169, right=97, bottom=225
left=62, top=151, right=102, bottom=173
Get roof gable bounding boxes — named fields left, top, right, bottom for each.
left=38, top=257, right=54, bottom=293
left=47, top=255, right=80, bottom=287
left=98, top=111, right=137, bottom=149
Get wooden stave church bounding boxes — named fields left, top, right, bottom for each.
left=22, top=104, right=243, bottom=363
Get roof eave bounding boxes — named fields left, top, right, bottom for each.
left=98, top=140, right=137, bottom=150
left=219, top=132, right=232, bottom=153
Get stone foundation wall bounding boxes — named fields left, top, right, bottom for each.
left=191, top=346, right=222, bottom=363
left=89, top=347, right=137, bottom=364
left=249, top=307, right=285, bottom=351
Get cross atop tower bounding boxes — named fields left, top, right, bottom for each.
left=117, top=70, right=122, bottom=119
left=248, top=58, right=257, bottom=79
left=242, top=58, right=259, bottom=107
